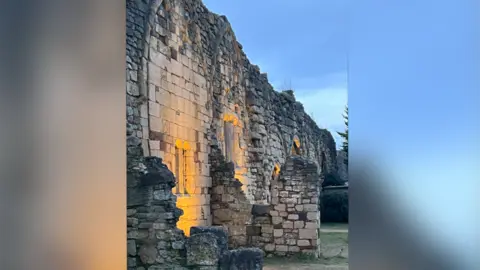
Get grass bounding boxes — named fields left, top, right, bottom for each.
left=320, top=232, right=348, bottom=245
left=264, top=254, right=348, bottom=266
left=321, top=223, right=348, bottom=231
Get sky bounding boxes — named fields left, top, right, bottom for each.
left=203, top=0, right=479, bottom=268
left=202, top=0, right=348, bottom=149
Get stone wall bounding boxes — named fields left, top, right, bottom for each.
left=127, top=154, right=264, bottom=269
left=127, top=151, right=187, bottom=269
left=127, top=0, right=338, bottom=238
left=247, top=157, right=321, bottom=257
left=209, top=145, right=252, bottom=248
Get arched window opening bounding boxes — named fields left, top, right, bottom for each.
left=291, top=136, right=301, bottom=156
left=174, top=140, right=190, bottom=195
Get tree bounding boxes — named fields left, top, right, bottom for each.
left=337, top=105, right=348, bottom=165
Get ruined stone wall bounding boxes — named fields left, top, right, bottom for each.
left=127, top=153, right=187, bottom=269
left=127, top=154, right=264, bottom=269
left=247, top=157, right=321, bottom=257
left=127, top=0, right=338, bottom=237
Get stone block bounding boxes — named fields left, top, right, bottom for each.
left=304, top=204, right=317, bottom=212
left=307, top=212, right=318, bottom=221
left=299, top=229, right=317, bottom=240
left=305, top=222, right=317, bottom=229
left=127, top=240, right=136, bottom=256
left=294, top=221, right=305, bottom=229
left=190, top=226, right=229, bottom=254
left=219, top=248, right=264, bottom=270
left=288, top=214, right=299, bottom=220
left=273, top=229, right=283, bottom=237
left=272, top=217, right=282, bottom=225
left=275, top=245, right=288, bottom=252
left=282, top=221, right=293, bottom=229
left=269, top=210, right=279, bottom=217
left=297, top=240, right=310, bottom=247
left=186, top=232, right=222, bottom=266
left=138, top=244, right=157, bottom=264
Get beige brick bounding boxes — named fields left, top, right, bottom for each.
left=149, top=140, right=160, bottom=150
left=273, top=229, right=283, bottom=237
left=282, top=221, right=293, bottom=229
left=294, top=221, right=305, bottom=229
left=170, top=59, right=183, bottom=77
left=274, top=204, right=286, bottom=211
left=150, top=49, right=169, bottom=68
left=272, top=217, right=282, bottom=225
left=148, top=62, right=162, bottom=83
left=148, top=84, right=157, bottom=101
left=149, top=101, right=160, bottom=117
left=140, top=104, right=148, bottom=118
left=305, top=222, right=317, bottom=229
left=307, top=212, right=318, bottom=221
left=150, top=116, right=163, bottom=132
left=304, top=204, right=317, bottom=212
left=261, top=225, right=273, bottom=234
left=299, top=229, right=317, bottom=240
left=297, top=240, right=310, bottom=247
left=288, top=214, right=299, bottom=220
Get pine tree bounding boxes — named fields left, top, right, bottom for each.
left=337, top=105, right=348, bottom=164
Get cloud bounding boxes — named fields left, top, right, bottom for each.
left=296, top=80, right=348, bottom=149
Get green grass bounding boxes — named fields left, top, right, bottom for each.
left=320, top=232, right=348, bottom=245
left=321, top=223, right=349, bottom=231
left=264, top=254, right=348, bottom=266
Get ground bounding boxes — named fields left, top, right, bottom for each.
left=264, top=223, right=348, bottom=270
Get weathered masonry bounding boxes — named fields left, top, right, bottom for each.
left=126, top=0, right=339, bottom=262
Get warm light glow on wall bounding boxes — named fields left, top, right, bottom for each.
left=175, top=139, right=190, bottom=150
left=274, top=163, right=281, bottom=176
left=176, top=196, right=205, bottom=236
left=293, top=136, right=301, bottom=148
left=223, top=113, right=240, bottom=127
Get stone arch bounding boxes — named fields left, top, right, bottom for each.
left=291, top=135, right=301, bottom=156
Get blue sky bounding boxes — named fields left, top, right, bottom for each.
left=203, top=0, right=348, bottom=149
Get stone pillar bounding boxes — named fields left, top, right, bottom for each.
left=209, top=145, right=253, bottom=249
left=269, top=157, right=321, bottom=257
